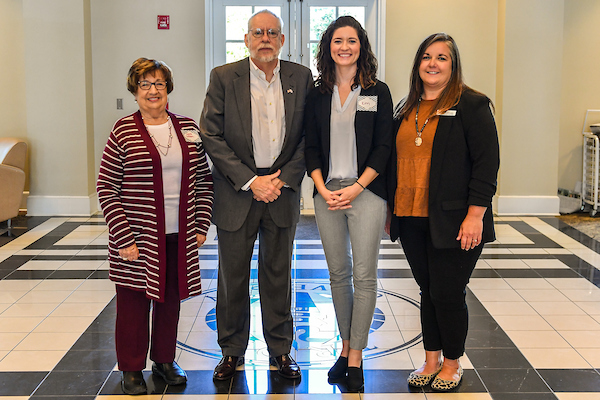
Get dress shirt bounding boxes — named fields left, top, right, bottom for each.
left=327, top=84, right=360, bottom=182
left=242, top=58, right=285, bottom=190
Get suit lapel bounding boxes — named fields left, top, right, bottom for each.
left=280, top=62, right=296, bottom=150
left=233, top=59, right=253, bottom=152
left=429, top=105, right=458, bottom=197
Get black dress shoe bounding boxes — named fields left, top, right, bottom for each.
left=213, top=356, right=244, bottom=380
left=328, top=356, right=348, bottom=381
left=346, top=364, right=364, bottom=392
left=152, top=361, right=187, bottom=385
left=121, top=371, right=147, bottom=395
left=270, top=354, right=301, bottom=379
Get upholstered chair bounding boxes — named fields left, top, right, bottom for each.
left=0, top=138, right=27, bottom=229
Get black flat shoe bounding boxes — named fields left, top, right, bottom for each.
left=346, top=364, right=364, bottom=392
left=213, top=356, right=244, bottom=381
left=328, top=356, right=348, bottom=381
left=121, top=371, right=147, bottom=395
left=152, top=361, right=187, bottom=385
left=270, top=353, right=301, bottom=379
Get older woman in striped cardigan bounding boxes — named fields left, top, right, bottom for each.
left=97, top=58, right=213, bottom=395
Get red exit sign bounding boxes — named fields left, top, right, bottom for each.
left=158, top=15, right=170, bottom=30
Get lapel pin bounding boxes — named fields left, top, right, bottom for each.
left=287, top=88, right=293, bottom=94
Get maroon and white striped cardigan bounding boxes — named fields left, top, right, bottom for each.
left=97, top=111, right=213, bottom=302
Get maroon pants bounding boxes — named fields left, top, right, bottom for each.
left=115, top=234, right=181, bottom=371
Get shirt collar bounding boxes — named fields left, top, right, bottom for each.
left=249, top=58, right=281, bottom=83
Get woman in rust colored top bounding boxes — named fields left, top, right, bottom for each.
left=386, top=33, right=499, bottom=391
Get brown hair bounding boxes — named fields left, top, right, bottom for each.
left=126, top=58, right=174, bottom=95
left=395, top=33, right=491, bottom=120
left=315, top=16, right=377, bottom=94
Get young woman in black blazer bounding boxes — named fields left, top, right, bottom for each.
left=386, top=33, right=499, bottom=391
left=305, top=16, right=393, bottom=392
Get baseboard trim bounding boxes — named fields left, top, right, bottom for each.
left=27, top=194, right=99, bottom=216
left=496, top=195, right=560, bottom=216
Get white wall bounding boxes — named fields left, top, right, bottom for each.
left=559, top=0, right=600, bottom=192
left=91, top=0, right=206, bottom=179
left=22, top=0, right=96, bottom=215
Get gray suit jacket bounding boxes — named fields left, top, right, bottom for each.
left=199, top=58, right=314, bottom=231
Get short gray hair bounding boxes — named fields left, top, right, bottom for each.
left=247, top=9, right=284, bottom=32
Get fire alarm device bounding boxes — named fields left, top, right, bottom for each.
left=158, top=15, right=170, bottom=30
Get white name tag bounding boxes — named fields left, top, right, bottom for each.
left=181, top=127, right=202, bottom=143
left=439, top=109, right=457, bottom=117
left=357, top=95, right=378, bottom=112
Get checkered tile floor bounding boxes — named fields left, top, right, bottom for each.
left=0, top=215, right=599, bottom=399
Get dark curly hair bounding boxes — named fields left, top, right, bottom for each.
left=315, top=16, right=377, bottom=94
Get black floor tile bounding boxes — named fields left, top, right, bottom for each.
left=0, top=255, right=34, bottom=269
left=32, top=370, right=112, bottom=396
left=377, top=269, right=415, bottom=278
left=53, top=350, right=116, bottom=371
left=468, top=315, right=502, bottom=331
left=164, top=370, right=230, bottom=394
left=47, top=270, right=95, bottom=279
left=467, top=348, right=532, bottom=369
left=471, top=269, right=502, bottom=278
left=477, top=368, right=551, bottom=393
left=88, top=270, right=110, bottom=279
left=229, top=369, right=297, bottom=394
left=466, top=328, right=516, bottom=349
left=495, top=269, right=542, bottom=278
left=0, top=372, right=48, bottom=396
left=30, top=396, right=97, bottom=400
left=71, top=332, right=115, bottom=350
left=536, top=268, right=585, bottom=278
left=538, top=368, right=600, bottom=392
left=4, top=270, right=54, bottom=279
left=362, top=370, right=415, bottom=393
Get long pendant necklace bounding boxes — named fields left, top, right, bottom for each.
left=146, top=116, right=173, bottom=156
left=414, top=97, right=429, bottom=147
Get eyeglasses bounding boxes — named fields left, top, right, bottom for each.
left=138, top=81, right=167, bottom=90
left=249, top=28, right=280, bottom=39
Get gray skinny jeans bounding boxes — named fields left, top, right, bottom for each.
left=314, top=178, right=387, bottom=350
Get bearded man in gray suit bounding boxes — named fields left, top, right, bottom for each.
left=199, top=9, right=313, bottom=381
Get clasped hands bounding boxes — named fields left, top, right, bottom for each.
left=320, top=183, right=363, bottom=211
left=251, top=169, right=285, bottom=203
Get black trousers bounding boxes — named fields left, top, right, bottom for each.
left=398, top=217, right=482, bottom=360
left=215, top=200, right=296, bottom=358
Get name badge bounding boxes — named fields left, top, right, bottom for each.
left=181, top=127, right=202, bottom=143
left=357, top=95, right=378, bottom=112
left=438, top=109, right=457, bottom=117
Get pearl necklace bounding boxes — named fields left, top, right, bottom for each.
left=145, top=116, right=173, bottom=156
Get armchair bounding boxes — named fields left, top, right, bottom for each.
left=0, top=138, right=27, bottom=229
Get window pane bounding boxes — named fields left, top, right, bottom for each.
left=226, top=42, right=249, bottom=64
left=310, top=7, right=336, bottom=41
left=338, top=7, right=365, bottom=26
left=226, top=6, right=253, bottom=41
left=309, top=42, right=319, bottom=78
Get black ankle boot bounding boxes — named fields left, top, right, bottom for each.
left=328, top=356, right=348, bottom=381
left=346, top=363, right=364, bottom=392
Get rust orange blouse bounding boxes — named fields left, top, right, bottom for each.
left=394, top=99, right=439, bottom=217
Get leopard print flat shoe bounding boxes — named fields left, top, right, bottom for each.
left=406, top=365, right=442, bottom=387
left=430, top=365, right=463, bottom=391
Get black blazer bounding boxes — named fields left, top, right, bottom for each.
left=304, top=80, right=394, bottom=200
left=387, top=89, right=500, bottom=249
